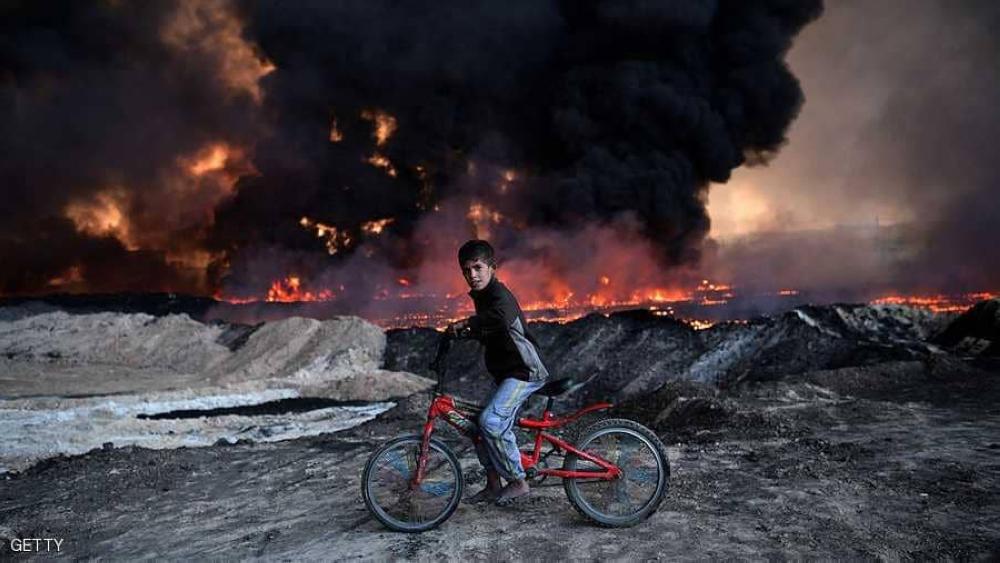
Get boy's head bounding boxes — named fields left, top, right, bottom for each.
left=458, top=239, right=496, bottom=291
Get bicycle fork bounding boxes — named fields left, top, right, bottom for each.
left=410, top=417, right=436, bottom=489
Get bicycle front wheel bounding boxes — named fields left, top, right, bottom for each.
left=562, top=418, right=670, bottom=527
left=362, top=434, right=463, bottom=532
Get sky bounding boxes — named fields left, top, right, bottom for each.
left=709, top=0, right=1000, bottom=244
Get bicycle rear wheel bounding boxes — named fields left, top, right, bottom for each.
left=562, top=418, right=669, bottom=527
left=362, top=434, right=463, bottom=532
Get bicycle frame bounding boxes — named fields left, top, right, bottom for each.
left=411, top=391, right=622, bottom=487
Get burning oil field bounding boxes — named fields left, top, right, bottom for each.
left=2, top=0, right=995, bottom=324
left=2, top=0, right=1000, bottom=559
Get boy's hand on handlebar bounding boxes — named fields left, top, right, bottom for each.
left=446, top=319, right=470, bottom=338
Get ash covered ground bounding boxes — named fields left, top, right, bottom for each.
left=1, top=299, right=999, bottom=559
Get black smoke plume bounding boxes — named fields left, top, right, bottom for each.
left=1, top=0, right=823, bottom=305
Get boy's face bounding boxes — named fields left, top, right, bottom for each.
left=460, top=258, right=495, bottom=291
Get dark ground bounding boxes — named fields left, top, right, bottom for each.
left=2, top=357, right=998, bottom=560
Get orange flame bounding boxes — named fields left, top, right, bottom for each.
left=178, top=141, right=254, bottom=202
left=361, top=217, right=394, bottom=235
left=872, top=292, right=998, bottom=313
left=47, top=265, right=84, bottom=288
left=299, top=215, right=394, bottom=254
left=329, top=118, right=344, bottom=142
left=186, top=144, right=231, bottom=176
left=365, top=153, right=398, bottom=177
left=360, top=109, right=397, bottom=147
left=299, top=216, right=352, bottom=255
left=65, top=190, right=137, bottom=250
left=266, top=276, right=334, bottom=303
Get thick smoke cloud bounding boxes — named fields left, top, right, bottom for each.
left=1, top=0, right=823, bottom=305
left=213, top=0, right=822, bottom=298
left=707, top=0, right=1000, bottom=295
left=0, top=0, right=266, bottom=294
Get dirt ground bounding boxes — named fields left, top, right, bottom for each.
left=2, top=361, right=999, bottom=560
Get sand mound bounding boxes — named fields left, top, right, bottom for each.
left=0, top=309, right=430, bottom=400
left=0, top=308, right=433, bottom=472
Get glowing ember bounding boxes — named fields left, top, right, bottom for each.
left=361, top=217, right=394, bottom=235
left=467, top=202, right=504, bottom=238
left=186, top=144, right=230, bottom=176
left=266, top=276, right=334, bottom=303
left=872, top=292, right=998, bottom=313
left=360, top=109, right=397, bottom=147
left=498, top=169, right=517, bottom=194
left=299, top=216, right=352, bottom=255
left=697, top=279, right=733, bottom=292
left=365, top=153, right=398, bottom=177
left=329, top=118, right=343, bottom=142
left=298, top=215, right=393, bottom=255
left=215, top=294, right=258, bottom=304
left=413, top=164, right=434, bottom=209
left=46, top=265, right=84, bottom=288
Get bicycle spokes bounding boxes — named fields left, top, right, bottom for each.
left=368, top=441, right=459, bottom=526
left=418, top=480, right=456, bottom=497
left=384, top=449, right=411, bottom=481
left=572, top=430, right=661, bottom=517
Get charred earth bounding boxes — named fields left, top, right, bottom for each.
left=1, top=299, right=998, bottom=559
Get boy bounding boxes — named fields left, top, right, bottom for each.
left=447, top=239, right=549, bottom=505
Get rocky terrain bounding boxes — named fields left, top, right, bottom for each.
left=1, top=300, right=998, bottom=559
left=386, top=302, right=956, bottom=404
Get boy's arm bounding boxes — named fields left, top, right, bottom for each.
left=445, top=313, right=501, bottom=339
left=466, top=296, right=515, bottom=337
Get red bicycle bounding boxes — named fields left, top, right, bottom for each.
left=361, top=332, right=670, bottom=531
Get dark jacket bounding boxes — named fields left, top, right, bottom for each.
left=467, top=277, right=550, bottom=384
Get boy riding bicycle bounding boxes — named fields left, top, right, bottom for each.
left=446, top=239, right=549, bottom=506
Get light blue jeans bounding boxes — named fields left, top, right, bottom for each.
left=475, top=377, right=546, bottom=481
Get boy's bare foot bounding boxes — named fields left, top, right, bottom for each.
left=463, top=486, right=500, bottom=504
left=495, top=479, right=530, bottom=506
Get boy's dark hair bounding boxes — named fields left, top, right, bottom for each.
left=458, top=239, right=496, bottom=267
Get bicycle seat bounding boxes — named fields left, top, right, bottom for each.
left=537, top=377, right=576, bottom=397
